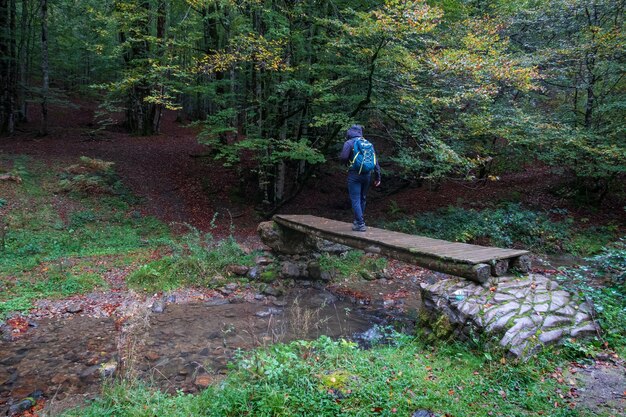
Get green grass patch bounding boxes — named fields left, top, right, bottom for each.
left=127, top=230, right=256, bottom=292
left=382, top=203, right=617, bottom=255
left=0, top=155, right=171, bottom=274
left=0, top=155, right=171, bottom=317
left=62, top=335, right=597, bottom=417
left=319, top=250, right=387, bottom=281
left=555, top=239, right=626, bottom=357
left=0, top=271, right=108, bottom=317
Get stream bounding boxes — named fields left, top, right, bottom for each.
left=0, top=286, right=419, bottom=414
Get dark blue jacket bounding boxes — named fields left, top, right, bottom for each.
left=339, top=125, right=381, bottom=181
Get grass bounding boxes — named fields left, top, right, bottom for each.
left=555, top=239, right=626, bottom=357
left=0, top=155, right=171, bottom=318
left=61, top=334, right=598, bottom=417
left=127, top=231, right=257, bottom=292
left=319, top=250, right=387, bottom=281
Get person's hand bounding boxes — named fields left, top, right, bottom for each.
left=374, top=180, right=381, bottom=187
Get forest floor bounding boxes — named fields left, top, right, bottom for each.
left=1, top=102, right=625, bottom=416
left=3, top=101, right=624, bottom=243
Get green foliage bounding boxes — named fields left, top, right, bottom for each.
left=127, top=230, right=255, bottom=292
left=384, top=204, right=616, bottom=255
left=0, top=272, right=107, bottom=319
left=556, top=239, right=626, bottom=356
left=0, top=156, right=170, bottom=274
left=319, top=250, right=387, bottom=280
left=62, top=335, right=598, bottom=417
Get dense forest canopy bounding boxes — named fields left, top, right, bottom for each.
left=1, top=0, right=624, bottom=209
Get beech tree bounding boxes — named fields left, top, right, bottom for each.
left=0, top=0, right=623, bottom=206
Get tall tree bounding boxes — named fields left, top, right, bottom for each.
left=39, top=0, right=48, bottom=135
left=0, top=0, right=17, bottom=135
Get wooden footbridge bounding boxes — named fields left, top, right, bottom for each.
left=272, top=215, right=531, bottom=283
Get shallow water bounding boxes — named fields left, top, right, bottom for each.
left=133, top=288, right=377, bottom=393
left=0, top=287, right=398, bottom=413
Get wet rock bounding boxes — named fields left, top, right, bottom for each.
left=194, top=375, right=212, bottom=388
left=320, top=271, right=332, bottom=282
left=218, top=287, right=233, bottom=296
left=228, top=295, right=245, bottom=304
left=248, top=267, right=261, bottom=280
left=309, top=292, right=338, bottom=306
left=257, top=222, right=316, bottom=254
left=66, top=303, right=83, bottom=314
left=262, top=286, right=283, bottom=297
left=314, top=239, right=351, bottom=254
left=205, top=298, right=229, bottom=307
left=151, top=299, right=166, bottom=314
left=281, top=261, right=304, bottom=278
left=411, top=410, right=436, bottom=417
left=272, top=300, right=287, bottom=307
left=307, top=261, right=322, bottom=280
left=8, top=398, right=35, bottom=416
left=255, top=308, right=283, bottom=318
left=226, top=265, right=249, bottom=276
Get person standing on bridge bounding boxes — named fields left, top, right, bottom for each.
left=340, top=125, right=381, bottom=232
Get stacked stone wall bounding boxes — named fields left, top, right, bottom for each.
left=420, top=274, right=599, bottom=358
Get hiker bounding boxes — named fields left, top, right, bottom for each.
left=340, top=124, right=381, bottom=232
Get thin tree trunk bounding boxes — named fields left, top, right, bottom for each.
left=39, top=0, right=48, bottom=136
left=0, top=0, right=15, bottom=135
left=8, top=0, right=15, bottom=131
left=152, top=0, right=166, bottom=133
left=17, top=0, right=29, bottom=122
left=584, top=54, right=596, bottom=129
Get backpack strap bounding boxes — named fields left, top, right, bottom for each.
left=349, top=137, right=363, bottom=166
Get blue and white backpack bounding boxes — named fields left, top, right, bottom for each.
left=350, top=137, right=377, bottom=174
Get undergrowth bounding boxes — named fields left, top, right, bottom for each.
left=127, top=229, right=256, bottom=292
left=62, top=334, right=596, bottom=417
left=555, top=239, right=626, bottom=357
left=383, top=203, right=617, bottom=255
left=319, top=250, right=387, bottom=281
left=0, top=155, right=170, bottom=318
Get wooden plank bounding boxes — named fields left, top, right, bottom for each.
left=273, top=215, right=531, bottom=279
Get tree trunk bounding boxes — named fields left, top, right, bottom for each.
left=39, top=0, right=49, bottom=136
left=584, top=54, right=596, bottom=129
left=0, top=0, right=16, bottom=135
left=17, top=0, right=29, bottom=122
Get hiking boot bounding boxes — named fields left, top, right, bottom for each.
left=352, top=223, right=367, bottom=232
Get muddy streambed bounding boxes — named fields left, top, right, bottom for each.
left=0, top=286, right=419, bottom=414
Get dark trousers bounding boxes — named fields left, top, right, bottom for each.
left=347, top=171, right=371, bottom=226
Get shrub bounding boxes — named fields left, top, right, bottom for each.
left=555, top=239, right=626, bottom=356
left=319, top=250, right=387, bottom=280
left=127, top=229, right=255, bottom=292
left=383, top=203, right=615, bottom=255
left=59, top=156, right=125, bottom=195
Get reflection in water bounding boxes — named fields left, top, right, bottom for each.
left=0, top=287, right=401, bottom=412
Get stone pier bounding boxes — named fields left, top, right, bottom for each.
left=420, top=274, right=599, bottom=358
